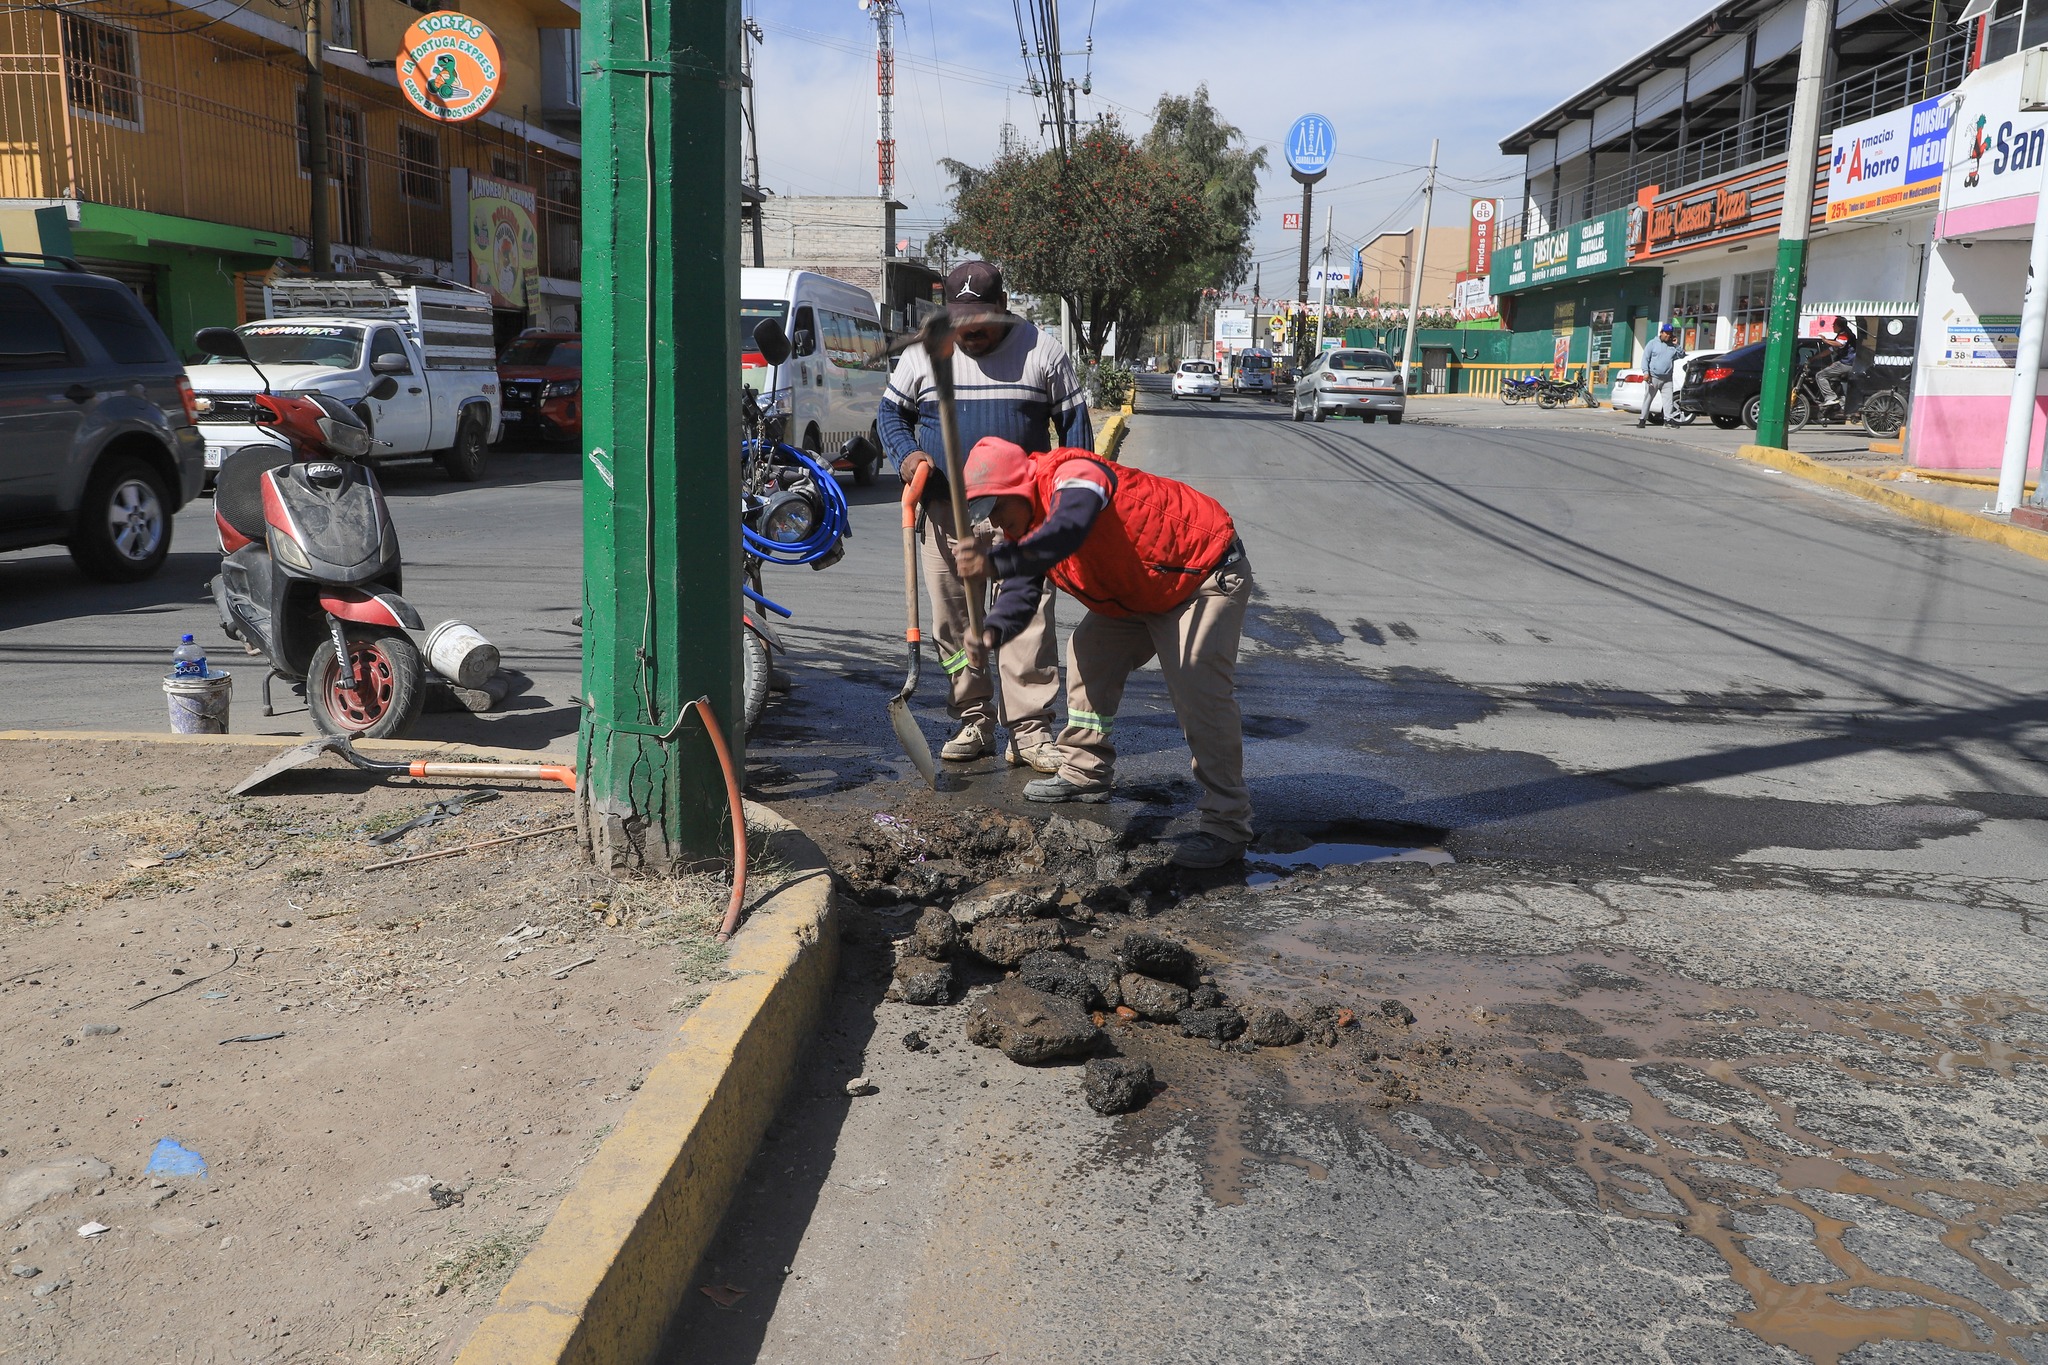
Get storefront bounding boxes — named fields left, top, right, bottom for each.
left=1489, top=208, right=1663, bottom=391
left=1909, top=48, right=2046, bottom=471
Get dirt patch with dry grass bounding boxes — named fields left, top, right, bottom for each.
left=0, top=738, right=783, bottom=1364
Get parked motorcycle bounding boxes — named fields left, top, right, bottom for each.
left=1536, top=375, right=1601, bottom=409
left=1788, top=363, right=1908, bottom=439
left=196, top=326, right=431, bottom=739
left=1500, top=374, right=1543, bottom=405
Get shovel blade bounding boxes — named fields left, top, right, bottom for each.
left=229, top=736, right=352, bottom=796
left=888, top=697, right=938, bottom=790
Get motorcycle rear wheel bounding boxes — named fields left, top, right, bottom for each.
left=308, top=628, right=425, bottom=740
left=1863, top=391, right=1907, bottom=439
left=1788, top=393, right=1813, bottom=433
left=1536, top=389, right=1559, bottom=410
left=1500, top=386, right=1520, bottom=406
left=741, top=625, right=771, bottom=734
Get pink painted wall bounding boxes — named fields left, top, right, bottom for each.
left=1909, top=392, right=2048, bottom=471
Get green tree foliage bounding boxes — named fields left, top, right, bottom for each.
left=943, top=117, right=1213, bottom=360
left=1127, top=86, right=1267, bottom=335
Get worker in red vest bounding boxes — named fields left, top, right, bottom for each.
left=956, top=436, right=1253, bottom=869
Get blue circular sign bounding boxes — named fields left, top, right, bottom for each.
left=1286, top=114, right=1335, bottom=179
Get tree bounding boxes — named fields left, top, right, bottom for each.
left=1126, top=86, right=1267, bottom=338
left=941, top=117, right=1217, bottom=360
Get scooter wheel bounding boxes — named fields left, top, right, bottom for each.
left=741, top=625, right=771, bottom=734
left=308, top=627, right=425, bottom=740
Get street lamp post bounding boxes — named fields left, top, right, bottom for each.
left=1755, top=0, right=1835, bottom=449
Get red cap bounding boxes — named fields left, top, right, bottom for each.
left=963, top=436, right=1032, bottom=520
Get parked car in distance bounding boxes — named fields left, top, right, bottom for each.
left=1610, top=351, right=1721, bottom=423
left=0, top=254, right=205, bottom=581
left=1293, top=348, right=1406, bottom=424
left=1233, top=348, right=1276, bottom=397
left=497, top=331, right=582, bottom=446
left=1172, top=359, right=1222, bottom=401
left=1674, top=339, right=1823, bottom=429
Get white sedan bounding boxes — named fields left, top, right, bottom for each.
left=1611, top=353, right=1720, bottom=423
left=1172, top=360, right=1222, bottom=401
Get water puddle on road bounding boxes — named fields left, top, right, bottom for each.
left=1245, top=825, right=1455, bottom=888
left=1108, top=919, right=2048, bottom=1364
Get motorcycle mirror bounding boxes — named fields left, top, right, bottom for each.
left=753, top=317, right=791, bottom=368
left=368, top=375, right=400, bottom=401
left=194, top=326, right=248, bottom=360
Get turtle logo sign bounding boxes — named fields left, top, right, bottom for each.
left=398, top=12, right=502, bottom=123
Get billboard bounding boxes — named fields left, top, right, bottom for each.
left=1489, top=209, right=1630, bottom=294
left=1827, top=96, right=1950, bottom=224
left=468, top=174, right=538, bottom=310
left=1452, top=275, right=1497, bottom=322
left=1216, top=308, right=1252, bottom=341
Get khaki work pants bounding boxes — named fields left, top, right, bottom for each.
left=917, top=497, right=1060, bottom=742
left=1055, top=553, right=1254, bottom=842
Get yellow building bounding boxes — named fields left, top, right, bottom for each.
left=0, top=0, right=581, bottom=353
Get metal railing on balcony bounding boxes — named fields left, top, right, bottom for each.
left=1497, top=25, right=1974, bottom=249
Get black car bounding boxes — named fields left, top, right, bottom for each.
left=0, top=254, right=206, bottom=580
left=1673, top=337, right=1823, bottom=430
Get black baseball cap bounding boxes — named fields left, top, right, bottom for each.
left=945, top=261, right=1006, bottom=318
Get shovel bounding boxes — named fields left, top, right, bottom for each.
left=231, top=734, right=577, bottom=797
left=888, top=462, right=938, bottom=788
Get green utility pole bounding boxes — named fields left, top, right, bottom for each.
left=579, top=0, right=742, bottom=870
left=1754, top=0, right=1834, bottom=449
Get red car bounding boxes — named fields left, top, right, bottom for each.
left=496, top=331, right=582, bottom=445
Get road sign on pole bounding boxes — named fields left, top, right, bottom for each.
left=580, top=0, right=743, bottom=870
left=1285, top=114, right=1335, bottom=181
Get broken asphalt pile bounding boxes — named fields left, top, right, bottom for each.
left=848, top=809, right=1415, bottom=1116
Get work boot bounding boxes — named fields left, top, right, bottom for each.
left=940, top=719, right=995, bottom=762
left=1023, top=774, right=1111, bottom=804
left=1007, top=739, right=1062, bottom=773
left=1171, top=831, right=1250, bottom=869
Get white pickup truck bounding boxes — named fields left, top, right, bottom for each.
left=190, top=272, right=502, bottom=482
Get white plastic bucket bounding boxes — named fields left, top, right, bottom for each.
left=163, top=671, right=232, bottom=735
left=425, top=620, right=500, bottom=691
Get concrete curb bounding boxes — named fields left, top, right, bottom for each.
left=1731, top=443, right=2048, bottom=567
left=1097, top=411, right=1130, bottom=462
left=0, top=729, right=572, bottom=760
left=450, top=801, right=839, bottom=1365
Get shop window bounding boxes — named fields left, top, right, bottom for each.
left=328, top=0, right=358, bottom=52
left=1986, top=0, right=2023, bottom=64
left=1670, top=279, right=1721, bottom=352
left=399, top=126, right=441, bottom=204
left=491, top=157, right=526, bottom=186
left=61, top=14, right=140, bottom=128
left=1730, top=270, right=1773, bottom=348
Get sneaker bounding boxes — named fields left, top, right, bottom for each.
left=1023, top=774, right=1111, bottom=804
left=940, top=719, right=995, bottom=762
left=1172, top=832, right=1250, bottom=869
left=1007, top=740, right=1063, bottom=773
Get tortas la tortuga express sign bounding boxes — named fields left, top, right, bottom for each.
left=397, top=12, right=502, bottom=124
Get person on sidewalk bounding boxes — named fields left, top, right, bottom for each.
left=877, top=261, right=1092, bottom=771
left=954, top=436, right=1254, bottom=870
left=1639, top=324, right=1685, bottom=428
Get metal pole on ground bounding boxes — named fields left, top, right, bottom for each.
left=579, top=0, right=742, bottom=869
left=1398, top=138, right=1438, bottom=396
left=302, top=0, right=330, bottom=272
left=1754, top=0, right=1834, bottom=450
left=1295, top=179, right=1314, bottom=369
left=1312, top=206, right=1332, bottom=355
left=1997, top=169, right=2048, bottom=512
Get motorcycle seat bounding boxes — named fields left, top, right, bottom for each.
left=215, top=445, right=293, bottom=543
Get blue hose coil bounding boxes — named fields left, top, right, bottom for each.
left=741, top=440, right=850, bottom=567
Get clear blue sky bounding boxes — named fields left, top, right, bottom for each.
left=744, top=0, right=1722, bottom=280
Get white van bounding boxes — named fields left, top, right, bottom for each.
left=740, top=268, right=889, bottom=484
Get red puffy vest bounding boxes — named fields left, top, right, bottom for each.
left=1029, top=449, right=1236, bottom=617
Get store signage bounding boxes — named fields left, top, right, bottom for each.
left=1452, top=275, right=1496, bottom=322
left=1937, top=316, right=2020, bottom=367
left=1467, top=199, right=1500, bottom=276
left=1827, top=95, right=1950, bottom=224
left=398, top=11, right=502, bottom=123
left=1629, top=154, right=1820, bottom=262
left=1311, top=263, right=1354, bottom=291
left=1646, top=185, right=1751, bottom=250
left=1215, top=309, right=1252, bottom=342
left=1282, top=212, right=1301, bottom=231
left=1937, top=52, right=2048, bottom=238
left=1488, top=209, right=1631, bottom=294
left=1286, top=114, right=1335, bottom=182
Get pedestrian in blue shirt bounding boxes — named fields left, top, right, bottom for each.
left=1639, top=324, right=1685, bottom=428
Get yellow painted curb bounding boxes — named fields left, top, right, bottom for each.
left=1096, top=411, right=1130, bottom=463
left=0, top=729, right=572, bottom=760
left=1885, top=467, right=2039, bottom=494
left=1732, top=444, right=2048, bottom=566
left=451, top=802, right=838, bottom=1365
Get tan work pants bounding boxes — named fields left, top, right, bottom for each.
left=1055, top=553, right=1254, bottom=842
left=917, top=497, right=1060, bottom=742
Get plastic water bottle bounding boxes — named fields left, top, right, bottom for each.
left=171, top=634, right=207, bottom=680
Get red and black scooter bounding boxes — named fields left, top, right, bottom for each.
left=196, top=326, right=427, bottom=739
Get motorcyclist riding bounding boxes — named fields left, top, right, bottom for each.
left=1810, top=319, right=1859, bottom=414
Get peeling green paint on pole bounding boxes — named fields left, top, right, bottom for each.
left=578, top=0, right=742, bottom=871
left=1753, top=238, right=1808, bottom=450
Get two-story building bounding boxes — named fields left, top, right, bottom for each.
left=1491, top=0, right=1972, bottom=389
left=0, top=0, right=583, bottom=355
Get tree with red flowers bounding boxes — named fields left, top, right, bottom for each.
left=940, top=117, right=1217, bottom=360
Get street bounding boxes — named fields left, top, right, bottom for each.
left=662, top=382, right=2048, bottom=1362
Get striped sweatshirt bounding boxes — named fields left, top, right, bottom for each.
left=876, top=321, right=1092, bottom=485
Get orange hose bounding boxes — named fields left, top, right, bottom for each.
left=691, top=696, right=748, bottom=942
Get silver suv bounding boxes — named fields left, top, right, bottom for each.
left=0, top=255, right=205, bottom=581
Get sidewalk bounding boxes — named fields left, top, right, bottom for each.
left=1407, top=393, right=1880, bottom=461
